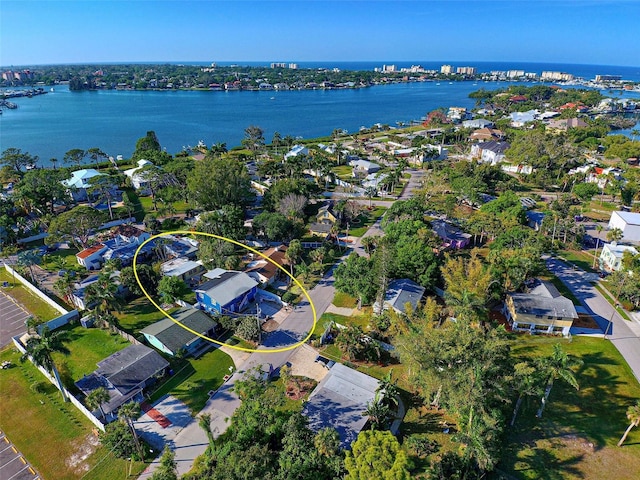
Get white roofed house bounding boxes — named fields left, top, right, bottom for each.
left=600, top=243, right=639, bottom=272
left=470, top=141, right=510, bottom=165
left=284, top=144, right=309, bottom=159
left=123, top=159, right=154, bottom=192
left=62, top=168, right=105, bottom=202
left=608, top=211, right=640, bottom=243
left=161, top=258, right=206, bottom=286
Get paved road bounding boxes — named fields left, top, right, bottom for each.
left=398, top=168, right=425, bottom=200
left=546, top=257, right=640, bottom=384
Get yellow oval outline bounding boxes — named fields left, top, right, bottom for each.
left=133, top=230, right=317, bottom=353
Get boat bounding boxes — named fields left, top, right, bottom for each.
left=50, top=87, right=54, bottom=92
left=436, top=83, right=440, bottom=86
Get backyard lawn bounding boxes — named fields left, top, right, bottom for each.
left=0, top=269, right=62, bottom=321
left=51, top=324, right=131, bottom=390
left=0, top=347, right=148, bottom=480
left=148, top=347, right=234, bottom=414
left=115, top=296, right=172, bottom=333
left=500, top=335, right=640, bottom=480
left=349, top=206, right=387, bottom=237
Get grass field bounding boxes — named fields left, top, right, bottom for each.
left=115, top=296, right=173, bottom=333
left=0, top=347, right=148, bottom=480
left=148, top=347, right=234, bottom=414
left=500, top=335, right=640, bottom=480
left=331, top=291, right=357, bottom=309
left=51, top=324, right=131, bottom=390
left=0, top=269, right=62, bottom=321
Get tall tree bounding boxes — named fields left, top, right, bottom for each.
left=285, top=239, right=304, bottom=279
left=618, top=400, right=640, bottom=447
left=0, top=148, right=39, bottom=176
left=195, top=205, right=245, bottom=241
left=17, top=249, right=42, bottom=285
left=63, top=148, right=86, bottom=167
left=119, top=401, right=144, bottom=460
left=20, top=326, right=69, bottom=401
left=536, top=344, right=582, bottom=418
left=344, top=430, right=410, bottom=480
left=151, top=446, right=178, bottom=480
left=440, top=251, right=492, bottom=322
left=14, top=168, right=67, bottom=214
left=87, top=147, right=107, bottom=169
left=607, top=227, right=624, bottom=243
left=46, top=205, right=105, bottom=250
left=87, top=174, right=118, bottom=219
left=187, top=156, right=254, bottom=210
left=85, top=386, right=110, bottom=419
left=242, top=125, right=265, bottom=159
left=334, top=253, right=378, bottom=309
left=84, top=272, right=122, bottom=330
left=199, top=413, right=215, bottom=450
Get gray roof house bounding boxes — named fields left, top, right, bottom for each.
left=195, top=268, right=259, bottom=314
left=374, top=278, right=425, bottom=315
left=75, top=344, right=169, bottom=419
left=140, top=308, right=219, bottom=356
left=302, top=363, right=380, bottom=448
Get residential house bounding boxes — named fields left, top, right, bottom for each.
left=526, top=211, right=546, bottom=231
left=447, top=107, right=470, bottom=123
left=362, top=173, right=388, bottom=192
left=431, top=219, right=471, bottom=249
left=349, top=159, right=380, bottom=177
left=62, top=169, right=106, bottom=202
left=76, top=244, right=108, bottom=270
left=546, top=117, right=588, bottom=133
left=112, top=225, right=150, bottom=245
left=600, top=243, right=639, bottom=272
left=195, top=268, right=258, bottom=314
left=244, top=245, right=288, bottom=286
left=123, top=159, right=154, bottom=192
left=469, top=127, right=505, bottom=142
left=161, top=258, right=206, bottom=285
left=462, top=119, right=495, bottom=129
left=509, top=110, right=538, bottom=127
left=141, top=308, right=219, bottom=357
left=284, top=144, right=309, bottom=159
left=162, top=235, right=199, bottom=259
left=310, top=203, right=339, bottom=237
left=608, top=211, right=640, bottom=243
left=69, top=271, right=125, bottom=310
left=470, top=140, right=510, bottom=165
left=302, top=363, right=380, bottom=448
left=503, top=279, right=578, bottom=336
left=75, top=344, right=169, bottom=420
left=373, top=278, right=425, bottom=315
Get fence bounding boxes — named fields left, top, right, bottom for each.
left=4, top=264, right=68, bottom=315
left=12, top=336, right=105, bottom=432
left=37, top=310, right=80, bottom=334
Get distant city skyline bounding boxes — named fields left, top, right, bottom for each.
left=1, top=0, right=639, bottom=68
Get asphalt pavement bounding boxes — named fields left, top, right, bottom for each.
left=546, top=257, right=640, bottom=384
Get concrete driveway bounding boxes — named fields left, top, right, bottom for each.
left=136, top=395, right=193, bottom=450
left=546, top=257, right=640, bottom=383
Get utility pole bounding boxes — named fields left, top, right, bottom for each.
left=604, top=273, right=627, bottom=340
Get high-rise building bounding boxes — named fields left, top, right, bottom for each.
left=541, top=71, right=574, bottom=81
left=440, top=64, right=454, bottom=74
left=456, top=66, right=476, bottom=75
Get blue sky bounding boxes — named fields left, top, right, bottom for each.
left=1, top=0, right=639, bottom=67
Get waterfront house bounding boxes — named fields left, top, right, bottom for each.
left=431, top=219, right=471, bottom=249
left=600, top=243, right=639, bottom=272
left=608, top=211, right=640, bottom=243
left=76, top=244, right=108, bottom=270
left=123, top=159, right=154, bottom=192
left=62, top=169, right=105, bottom=202
left=285, top=144, right=309, bottom=159
left=195, top=268, right=258, bottom=315
left=503, top=279, right=578, bottom=336
left=373, top=278, right=425, bottom=315
left=470, top=140, right=510, bottom=165
left=141, top=308, right=219, bottom=357
left=462, top=118, right=495, bottom=129
left=509, top=110, right=538, bottom=127
left=302, top=363, right=380, bottom=449
left=75, top=344, right=169, bottom=421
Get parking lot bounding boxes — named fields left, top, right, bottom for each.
left=0, top=290, right=30, bottom=348
left=0, top=432, right=39, bottom=480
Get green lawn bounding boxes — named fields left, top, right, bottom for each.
left=148, top=347, right=234, bottom=414
left=500, top=335, right=640, bottom=480
left=332, top=291, right=358, bottom=308
left=349, top=206, right=387, bottom=237
left=0, top=269, right=62, bottom=321
left=593, top=283, right=632, bottom=321
left=0, top=347, right=148, bottom=480
left=115, top=296, right=174, bottom=333
left=332, top=165, right=353, bottom=178
left=51, top=324, right=131, bottom=389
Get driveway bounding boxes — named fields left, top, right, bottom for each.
left=136, top=395, right=193, bottom=451
left=546, top=257, right=640, bottom=383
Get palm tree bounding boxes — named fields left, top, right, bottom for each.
left=362, top=391, right=392, bottom=430
left=593, top=224, right=604, bottom=268
left=119, top=401, right=144, bottom=460
left=85, top=386, right=110, bottom=419
left=536, top=344, right=582, bottom=418
left=510, top=362, right=542, bottom=426
left=84, top=273, right=121, bottom=330
left=364, top=186, right=377, bottom=208
left=20, top=326, right=69, bottom=401
left=314, top=427, right=340, bottom=457
left=618, top=400, right=640, bottom=446
left=88, top=174, right=117, bottom=219
left=271, top=131, right=282, bottom=155
left=198, top=413, right=215, bottom=449
left=50, top=157, right=58, bottom=170
left=607, top=227, right=624, bottom=244
left=17, top=249, right=42, bottom=285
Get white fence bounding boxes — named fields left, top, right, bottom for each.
left=37, top=310, right=80, bottom=334
left=12, top=336, right=105, bottom=432
left=4, top=264, right=68, bottom=315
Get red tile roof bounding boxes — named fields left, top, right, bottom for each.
left=77, top=244, right=106, bottom=259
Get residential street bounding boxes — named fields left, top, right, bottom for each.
left=546, top=257, right=640, bottom=383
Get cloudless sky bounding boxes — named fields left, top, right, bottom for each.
left=1, top=0, right=639, bottom=67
